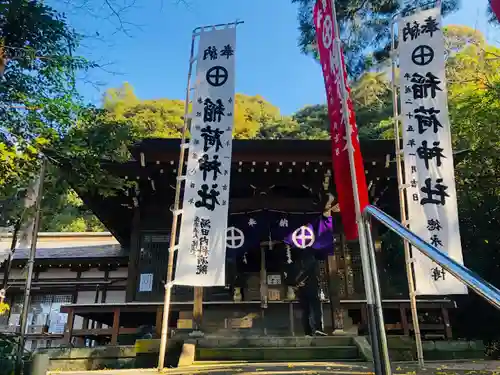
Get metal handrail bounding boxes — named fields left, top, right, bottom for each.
left=364, top=205, right=500, bottom=310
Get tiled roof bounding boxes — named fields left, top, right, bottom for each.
left=12, top=244, right=127, bottom=260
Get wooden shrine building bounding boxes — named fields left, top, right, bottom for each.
left=57, top=138, right=456, bottom=346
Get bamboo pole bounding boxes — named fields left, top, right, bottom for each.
left=390, top=8, right=425, bottom=368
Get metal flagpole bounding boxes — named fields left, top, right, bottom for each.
left=16, top=158, right=46, bottom=375
left=330, top=2, right=391, bottom=374
left=390, top=8, right=425, bottom=368
left=157, top=30, right=196, bottom=372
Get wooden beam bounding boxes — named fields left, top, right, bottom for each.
left=155, top=306, right=163, bottom=337
left=400, top=304, right=410, bottom=336
left=193, top=287, right=203, bottom=330
left=111, top=308, right=121, bottom=345
left=442, top=307, right=452, bottom=339
left=126, top=206, right=141, bottom=302
left=63, top=308, right=75, bottom=345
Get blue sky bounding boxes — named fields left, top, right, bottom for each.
left=56, top=0, right=499, bottom=114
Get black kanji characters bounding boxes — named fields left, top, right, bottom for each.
left=220, top=44, right=234, bottom=59
left=190, top=216, right=201, bottom=255
left=414, top=106, right=443, bottom=135
left=203, top=46, right=217, bottom=60
left=407, top=139, right=416, bottom=148
left=200, top=125, right=224, bottom=152
left=421, top=16, right=440, bottom=37
left=402, top=16, right=439, bottom=43
left=203, top=98, right=225, bottom=123
left=417, top=140, right=446, bottom=170
left=196, top=256, right=208, bottom=275
left=427, top=219, right=442, bottom=232
left=198, top=154, right=222, bottom=181
left=402, top=21, right=421, bottom=42
left=410, top=72, right=442, bottom=100
left=195, top=184, right=221, bottom=211
left=431, top=266, right=446, bottom=281
left=430, top=234, right=443, bottom=247
left=200, top=218, right=211, bottom=229
left=420, top=178, right=449, bottom=206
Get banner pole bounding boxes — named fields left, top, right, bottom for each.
left=330, top=2, right=390, bottom=374
left=158, top=30, right=197, bottom=371
left=390, top=15, right=425, bottom=368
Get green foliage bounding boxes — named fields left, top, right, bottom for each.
left=103, top=82, right=184, bottom=139
left=288, top=72, right=396, bottom=141
left=292, top=0, right=460, bottom=76
left=103, top=84, right=314, bottom=141
left=0, top=1, right=133, bottom=233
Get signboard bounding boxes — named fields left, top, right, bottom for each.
left=175, top=26, right=236, bottom=286
left=399, top=7, right=467, bottom=295
left=267, top=274, right=281, bottom=285
left=313, top=0, right=369, bottom=240
left=139, top=273, right=154, bottom=292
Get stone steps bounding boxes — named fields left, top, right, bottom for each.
left=192, top=336, right=363, bottom=362
left=196, top=345, right=361, bottom=362
left=194, top=335, right=355, bottom=348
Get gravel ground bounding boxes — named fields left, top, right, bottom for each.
left=47, top=360, right=500, bottom=375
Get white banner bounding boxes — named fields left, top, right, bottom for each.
left=175, top=26, right=236, bottom=286
left=399, top=7, right=467, bottom=295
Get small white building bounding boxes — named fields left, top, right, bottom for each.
left=0, top=232, right=128, bottom=350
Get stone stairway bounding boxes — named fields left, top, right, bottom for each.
left=193, top=335, right=364, bottom=362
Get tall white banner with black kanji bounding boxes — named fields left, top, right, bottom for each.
left=175, top=27, right=236, bottom=286
left=399, top=7, right=467, bottom=295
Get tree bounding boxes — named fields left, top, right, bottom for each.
left=0, top=1, right=138, bottom=234
left=289, top=71, right=395, bottom=140
left=292, top=0, right=460, bottom=76
left=103, top=84, right=306, bottom=140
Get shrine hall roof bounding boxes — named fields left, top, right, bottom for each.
left=12, top=244, right=126, bottom=261
left=129, top=138, right=396, bottom=163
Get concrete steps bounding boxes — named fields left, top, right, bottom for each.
left=193, top=336, right=363, bottom=362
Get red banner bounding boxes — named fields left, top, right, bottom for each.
left=313, top=0, right=369, bottom=240
left=492, top=0, right=500, bottom=22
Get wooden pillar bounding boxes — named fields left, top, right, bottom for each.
left=360, top=305, right=367, bottom=334
left=63, top=308, right=75, bottom=345
left=155, top=306, right=163, bottom=337
left=96, top=276, right=108, bottom=330
left=400, top=304, right=410, bottom=336
left=82, top=317, right=89, bottom=331
left=111, top=308, right=121, bottom=345
left=442, top=307, right=452, bottom=339
left=289, top=302, right=295, bottom=336
left=327, top=251, right=344, bottom=330
left=193, top=287, right=203, bottom=330
left=126, top=207, right=141, bottom=302
left=260, top=242, right=268, bottom=335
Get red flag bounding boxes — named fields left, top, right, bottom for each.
left=313, top=0, right=369, bottom=241
left=492, top=0, right=500, bottom=21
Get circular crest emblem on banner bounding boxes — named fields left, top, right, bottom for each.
left=226, top=227, right=244, bottom=249
left=322, top=15, right=333, bottom=49
left=292, top=226, right=315, bottom=249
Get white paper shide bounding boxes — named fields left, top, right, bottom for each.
left=175, top=27, right=236, bottom=286
left=399, top=8, right=467, bottom=295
